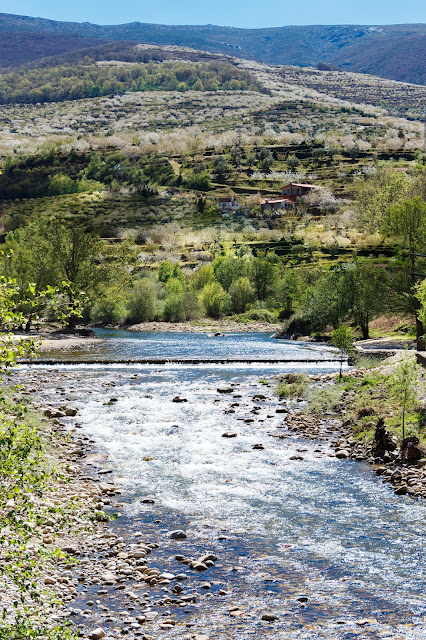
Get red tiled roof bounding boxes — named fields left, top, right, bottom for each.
left=282, top=182, right=319, bottom=188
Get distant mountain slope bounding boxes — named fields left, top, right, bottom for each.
left=0, top=13, right=425, bottom=85
left=0, top=31, right=106, bottom=67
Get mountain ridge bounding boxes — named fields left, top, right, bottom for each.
left=0, top=13, right=425, bottom=85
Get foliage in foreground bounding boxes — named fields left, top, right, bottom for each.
left=0, top=273, right=79, bottom=638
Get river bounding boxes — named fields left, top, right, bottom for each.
left=20, top=331, right=426, bottom=639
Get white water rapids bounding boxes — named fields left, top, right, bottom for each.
left=18, top=333, right=426, bottom=638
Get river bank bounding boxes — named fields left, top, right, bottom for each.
left=126, top=320, right=281, bottom=334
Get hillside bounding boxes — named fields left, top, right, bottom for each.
left=0, top=49, right=423, bottom=242
left=0, top=13, right=425, bottom=85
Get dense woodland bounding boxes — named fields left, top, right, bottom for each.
left=0, top=60, right=260, bottom=104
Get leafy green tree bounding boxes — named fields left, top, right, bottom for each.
left=212, top=156, right=230, bottom=182
left=213, top=255, right=247, bottom=291
left=2, top=219, right=126, bottom=327
left=189, top=265, right=215, bottom=292
left=185, top=171, right=211, bottom=191
left=385, top=196, right=426, bottom=347
left=391, top=354, right=420, bottom=440
left=126, top=278, right=158, bottom=323
left=199, top=281, right=226, bottom=318
left=158, top=261, right=185, bottom=285
left=344, top=262, right=390, bottom=339
left=275, top=270, right=304, bottom=318
left=301, top=270, right=347, bottom=332
left=163, top=291, right=199, bottom=322
left=416, top=279, right=426, bottom=326
left=287, top=155, right=300, bottom=169
left=228, top=277, right=254, bottom=314
left=90, top=298, right=128, bottom=324
left=165, top=277, right=185, bottom=296
left=331, top=325, right=354, bottom=379
left=355, top=168, right=410, bottom=232
left=250, top=258, right=277, bottom=302
left=384, top=196, right=426, bottom=253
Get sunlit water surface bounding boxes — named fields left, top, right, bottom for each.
left=26, top=332, right=425, bottom=638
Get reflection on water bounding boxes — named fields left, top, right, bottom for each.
left=21, top=333, right=426, bottom=638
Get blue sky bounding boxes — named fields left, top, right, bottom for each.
left=1, top=0, right=425, bottom=28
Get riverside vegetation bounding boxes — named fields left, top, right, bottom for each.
left=275, top=349, right=426, bottom=497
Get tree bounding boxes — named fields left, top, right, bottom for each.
left=391, top=354, right=420, bottom=440
left=2, top=219, right=127, bottom=328
left=199, top=282, right=226, bottom=318
left=212, top=156, right=230, bottom=182
left=229, top=277, right=254, bottom=314
left=250, top=258, right=277, bottom=301
left=158, top=261, right=185, bottom=285
left=416, top=279, right=426, bottom=326
left=287, top=155, right=300, bottom=170
left=344, top=262, right=389, bottom=339
left=127, top=278, right=158, bottom=323
left=213, top=255, right=247, bottom=291
left=189, top=265, right=215, bottom=292
left=275, top=270, right=304, bottom=318
left=355, top=168, right=410, bottom=233
left=301, top=269, right=351, bottom=332
left=163, top=291, right=199, bottom=322
left=331, top=325, right=354, bottom=379
left=385, top=196, right=426, bottom=349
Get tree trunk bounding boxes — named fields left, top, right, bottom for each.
left=416, top=318, right=425, bottom=352
left=24, top=314, right=33, bottom=333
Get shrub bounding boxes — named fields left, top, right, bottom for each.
left=90, top=299, right=127, bottom=324
left=307, top=385, right=345, bottom=413
left=199, top=281, right=226, bottom=318
left=228, top=277, right=254, bottom=313
left=163, top=291, right=199, bottom=322
left=277, top=374, right=309, bottom=399
left=126, top=278, right=157, bottom=323
left=239, top=308, right=278, bottom=323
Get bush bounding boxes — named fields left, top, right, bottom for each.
left=229, top=277, right=254, bottom=313
left=126, top=278, right=157, bottom=323
left=163, top=291, right=199, bottom=322
left=307, top=385, right=345, bottom=413
left=90, top=299, right=127, bottom=324
left=199, top=281, right=226, bottom=318
left=277, top=373, right=309, bottom=399
left=239, top=308, right=278, bottom=323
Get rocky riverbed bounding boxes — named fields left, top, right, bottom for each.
left=4, top=361, right=426, bottom=640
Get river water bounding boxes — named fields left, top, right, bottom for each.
left=24, top=331, right=426, bottom=638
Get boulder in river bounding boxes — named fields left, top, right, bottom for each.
left=335, top=450, right=350, bottom=459
left=400, top=436, right=425, bottom=465
left=167, top=530, right=187, bottom=540
left=261, top=613, right=278, bottom=621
